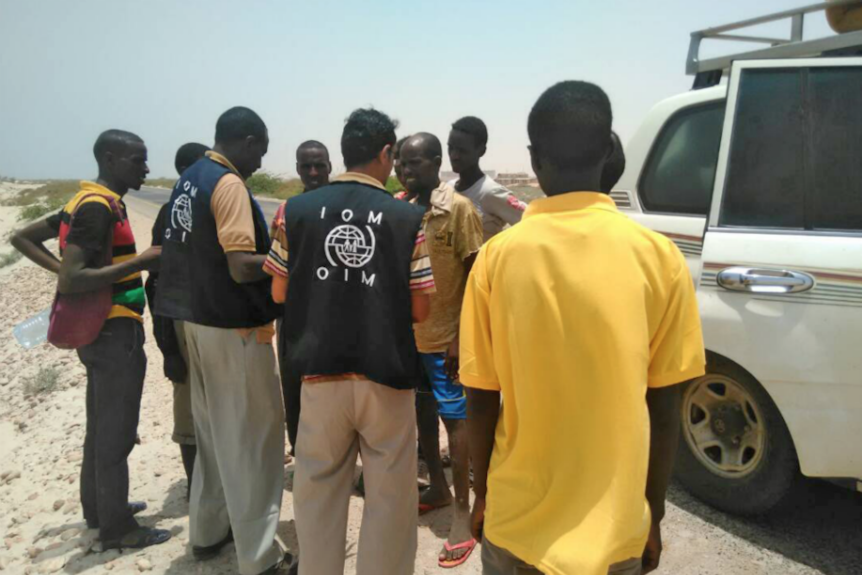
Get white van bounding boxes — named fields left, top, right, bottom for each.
left=615, top=3, right=862, bottom=514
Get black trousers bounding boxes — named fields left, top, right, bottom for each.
left=277, top=319, right=302, bottom=454
left=279, top=350, right=302, bottom=456
left=77, top=318, right=146, bottom=541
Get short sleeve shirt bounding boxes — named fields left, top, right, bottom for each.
left=206, top=151, right=257, bottom=254
left=411, top=182, right=483, bottom=352
left=451, top=176, right=526, bottom=241
left=459, top=192, right=705, bottom=575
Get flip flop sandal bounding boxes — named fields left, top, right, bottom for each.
left=419, top=501, right=452, bottom=515
left=439, top=538, right=478, bottom=568
left=99, top=527, right=171, bottom=551
left=86, top=501, right=148, bottom=529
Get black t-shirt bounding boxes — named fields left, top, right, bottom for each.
left=64, top=203, right=113, bottom=263
left=45, top=209, right=63, bottom=232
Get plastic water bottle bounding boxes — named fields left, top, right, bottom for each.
left=13, top=307, right=51, bottom=350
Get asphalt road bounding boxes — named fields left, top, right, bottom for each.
left=129, top=185, right=283, bottom=223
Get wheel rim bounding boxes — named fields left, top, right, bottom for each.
left=682, top=374, right=766, bottom=479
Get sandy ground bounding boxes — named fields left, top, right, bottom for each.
left=0, top=182, right=860, bottom=575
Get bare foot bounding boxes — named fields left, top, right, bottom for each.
left=419, top=484, right=453, bottom=509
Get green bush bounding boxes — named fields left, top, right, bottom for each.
left=385, top=176, right=404, bottom=195
left=2, top=181, right=79, bottom=208
left=246, top=172, right=283, bottom=196
left=247, top=172, right=305, bottom=200
left=22, top=367, right=61, bottom=396
left=144, top=178, right=176, bottom=189
left=0, top=250, right=23, bottom=269
left=18, top=197, right=65, bottom=221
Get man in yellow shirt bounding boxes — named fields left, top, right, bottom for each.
left=461, top=81, right=705, bottom=575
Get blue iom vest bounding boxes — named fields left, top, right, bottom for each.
left=155, top=157, right=280, bottom=328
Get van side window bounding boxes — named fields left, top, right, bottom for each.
left=721, top=70, right=805, bottom=229
left=721, top=67, right=862, bottom=231
left=639, top=102, right=724, bottom=216
left=808, top=68, right=862, bottom=231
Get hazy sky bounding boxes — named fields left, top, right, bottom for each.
left=0, top=0, right=835, bottom=179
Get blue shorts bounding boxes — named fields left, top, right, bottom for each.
left=420, top=352, right=467, bottom=420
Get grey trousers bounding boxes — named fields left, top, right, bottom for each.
left=185, top=323, right=285, bottom=575
left=294, top=379, right=418, bottom=575
left=481, top=537, right=642, bottom=575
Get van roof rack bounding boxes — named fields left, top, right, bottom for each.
left=687, top=0, right=862, bottom=76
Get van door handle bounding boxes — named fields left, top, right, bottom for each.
left=716, top=267, right=815, bottom=294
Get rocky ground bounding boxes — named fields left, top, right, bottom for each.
left=0, top=183, right=860, bottom=575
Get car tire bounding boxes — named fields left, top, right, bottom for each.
left=674, top=356, right=800, bottom=516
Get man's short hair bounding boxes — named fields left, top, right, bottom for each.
left=297, top=140, right=329, bottom=159
left=528, top=81, right=612, bottom=171
left=175, top=142, right=210, bottom=174
left=600, top=131, right=626, bottom=193
left=93, top=129, right=143, bottom=163
left=341, top=108, right=398, bottom=169
left=451, top=116, right=488, bottom=149
left=393, top=136, right=410, bottom=157
left=215, top=106, right=267, bottom=145
left=407, top=133, right=443, bottom=159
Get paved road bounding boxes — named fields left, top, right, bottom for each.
left=129, top=185, right=283, bottom=223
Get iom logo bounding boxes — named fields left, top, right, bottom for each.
left=317, top=207, right=381, bottom=287
left=171, top=194, right=193, bottom=233
left=325, top=224, right=376, bottom=268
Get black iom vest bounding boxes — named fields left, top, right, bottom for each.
left=155, top=157, right=280, bottom=328
left=283, top=180, right=425, bottom=389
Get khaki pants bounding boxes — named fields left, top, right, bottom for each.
left=294, top=379, right=418, bottom=575
left=171, top=320, right=195, bottom=445
left=481, top=537, right=642, bottom=575
left=185, top=323, right=285, bottom=575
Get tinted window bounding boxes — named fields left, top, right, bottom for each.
left=721, top=69, right=805, bottom=228
left=721, top=67, right=862, bottom=232
left=639, top=103, right=724, bottom=215
left=809, top=68, right=862, bottom=231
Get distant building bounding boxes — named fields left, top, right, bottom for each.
left=496, top=172, right=538, bottom=187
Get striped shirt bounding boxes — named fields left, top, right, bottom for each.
left=59, top=182, right=145, bottom=322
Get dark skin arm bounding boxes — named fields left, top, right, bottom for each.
left=58, top=244, right=161, bottom=294
left=466, top=387, right=501, bottom=541
left=412, top=293, right=431, bottom=323
left=642, top=383, right=683, bottom=574
left=444, top=252, right=478, bottom=380
left=11, top=219, right=61, bottom=274
left=226, top=251, right=269, bottom=283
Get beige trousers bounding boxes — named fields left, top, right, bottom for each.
left=185, top=322, right=285, bottom=575
left=294, top=379, right=418, bottom=575
left=171, top=320, right=195, bottom=445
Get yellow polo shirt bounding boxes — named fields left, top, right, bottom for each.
left=460, top=192, right=705, bottom=575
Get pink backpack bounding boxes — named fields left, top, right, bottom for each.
left=47, top=194, right=123, bottom=350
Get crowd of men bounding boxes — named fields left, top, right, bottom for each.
left=11, top=80, right=705, bottom=575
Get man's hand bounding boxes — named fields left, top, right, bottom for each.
left=444, top=335, right=460, bottom=381
left=135, top=245, right=162, bottom=272
left=470, top=496, right=486, bottom=541
left=641, top=521, right=662, bottom=573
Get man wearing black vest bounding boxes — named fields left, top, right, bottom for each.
left=265, top=108, right=435, bottom=575
left=156, top=107, right=290, bottom=575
